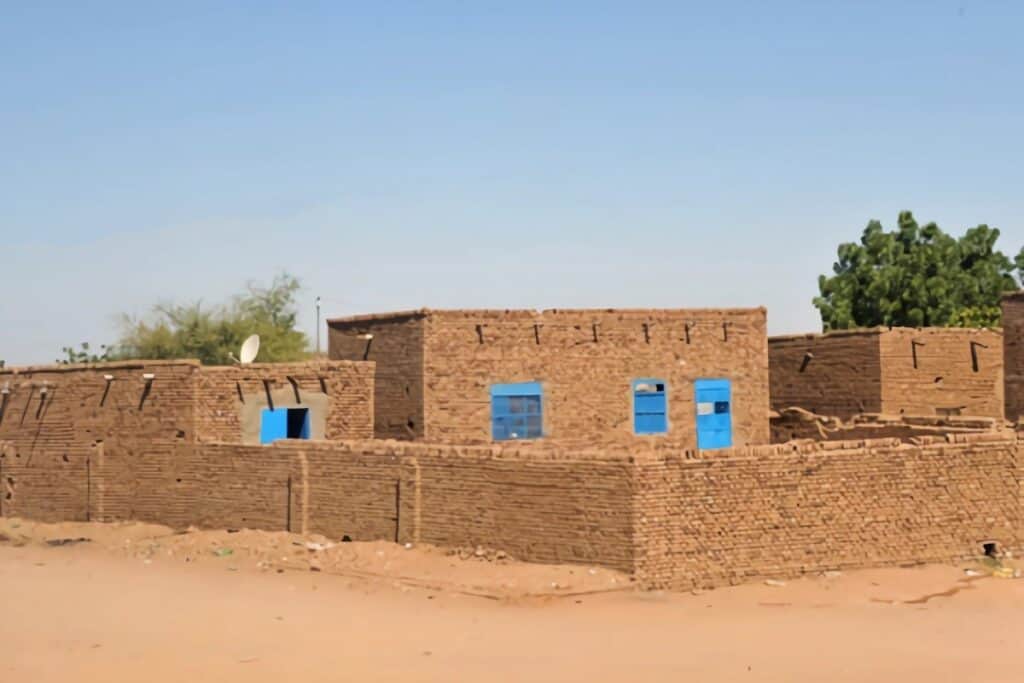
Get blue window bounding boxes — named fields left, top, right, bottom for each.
left=260, top=407, right=310, bottom=444
left=491, top=382, right=543, bottom=440
left=695, top=378, right=732, bottom=450
left=633, top=379, right=668, bottom=434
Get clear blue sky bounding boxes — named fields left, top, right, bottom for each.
left=2, top=1, right=1022, bottom=365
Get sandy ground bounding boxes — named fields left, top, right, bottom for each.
left=2, top=519, right=1023, bottom=682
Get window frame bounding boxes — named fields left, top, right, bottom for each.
left=260, top=407, right=311, bottom=444
left=490, top=381, right=544, bottom=441
left=632, top=378, right=669, bottom=435
left=694, top=377, right=732, bottom=450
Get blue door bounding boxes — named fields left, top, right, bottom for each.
left=260, top=408, right=287, bottom=444
left=695, top=379, right=732, bottom=450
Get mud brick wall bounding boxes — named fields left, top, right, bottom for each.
left=52, top=437, right=630, bottom=570
left=419, top=308, right=769, bottom=449
left=0, top=359, right=372, bottom=524
left=0, top=361, right=198, bottom=523
left=1001, top=293, right=1024, bottom=421
left=167, top=440, right=633, bottom=571
left=405, top=444, right=636, bottom=571
left=194, top=361, right=375, bottom=443
left=153, top=443, right=295, bottom=531
left=328, top=312, right=424, bottom=440
left=86, top=364, right=198, bottom=522
left=879, top=328, right=1003, bottom=418
left=5, top=425, right=1023, bottom=586
left=287, top=442, right=402, bottom=541
left=769, top=330, right=883, bottom=418
left=151, top=442, right=400, bottom=541
left=635, top=433, right=1022, bottom=590
left=1, top=440, right=89, bottom=522
left=770, top=328, right=1004, bottom=420
left=770, top=409, right=1000, bottom=444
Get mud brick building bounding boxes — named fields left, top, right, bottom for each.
left=2, top=348, right=1022, bottom=591
left=0, top=359, right=373, bottom=522
left=1002, top=292, right=1024, bottom=421
left=327, top=308, right=770, bottom=450
left=769, top=327, right=1003, bottom=419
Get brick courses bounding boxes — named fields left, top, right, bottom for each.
left=4, top=425, right=1020, bottom=589
left=329, top=308, right=770, bottom=450
left=1002, top=292, right=1024, bottom=421
left=635, top=432, right=1022, bottom=589
left=770, top=328, right=1003, bottom=419
left=770, top=408, right=1002, bottom=444
left=0, top=360, right=197, bottom=522
left=2, top=352, right=1021, bottom=591
left=327, top=312, right=425, bottom=440
left=195, top=362, right=374, bottom=443
left=769, top=330, right=883, bottom=417
left=0, top=359, right=373, bottom=522
left=879, top=328, right=1003, bottom=417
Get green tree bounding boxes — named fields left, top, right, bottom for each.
left=230, top=273, right=309, bottom=362
left=68, top=273, right=311, bottom=365
left=813, top=211, right=1022, bottom=330
left=57, top=342, right=117, bottom=364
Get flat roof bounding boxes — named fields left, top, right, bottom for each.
left=327, top=306, right=767, bottom=325
left=197, top=360, right=369, bottom=373
left=770, top=326, right=1001, bottom=343
left=326, top=309, right=429, bottom=325
left=0, top=358, right=370, bottom=376
left=769, top=328, right=887, bottom=343
left=0, top=358, right=201, bottom=375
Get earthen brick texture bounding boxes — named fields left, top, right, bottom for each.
left=635, top=432, right=1022, bottom=589
left=770, top=328, right=1003, bottom=419
left=770, top=409, right=1002, bottom=444
left=195, top=362, right=374, bottom=443
left=3, top=431, right=1020, bottom=588
left=3, top=356, right=1022, bottom=591
left=327, top=313, right=424, bottom=440
left=0, top=359, right=374, bottom=522
left=1001, top=292, right=1024, bottom=421
left=329, top=308, right=770, bottom=450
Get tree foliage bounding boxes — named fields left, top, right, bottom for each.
left=813, top=211, right=1022, bottom=330
left=95, top=273, right=310, bottom=365
left=57, top=342, right=116, bottom=364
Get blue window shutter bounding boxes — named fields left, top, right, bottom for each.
left=260, top=408, right=287, bottom=444
left=635, top=393, right=666, bottom=414
left=636, top=412, right=666, bottom=434
left=491, top=382, right=543, bottom=440
left=633, top=378, right=668, bottom=435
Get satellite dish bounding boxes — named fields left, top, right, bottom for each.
left=239, top=334, right=260, bottom=364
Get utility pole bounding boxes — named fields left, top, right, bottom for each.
left=315, top=296, right=321, bottom=356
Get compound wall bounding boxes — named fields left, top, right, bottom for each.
left=3, top=429, right=1020, bottom=589
left=770, top=409, right=1002, bottom=444
left=2, top=438, right=636, bottom=573
left=0, top=359, right=374, bottom=522
left=635, top=432, right=1021, bottom=589
left=0, top=360, right=197, bottom=522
